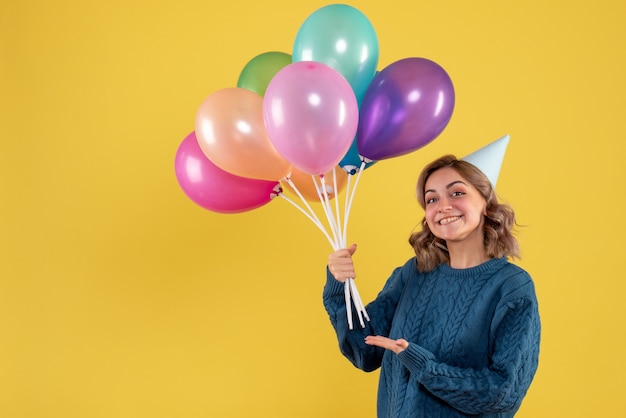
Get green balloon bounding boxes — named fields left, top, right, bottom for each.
left=237, top=51, right=292, bottom=97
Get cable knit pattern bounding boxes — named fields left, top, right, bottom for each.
left=323, top=256, right=540, bottom=418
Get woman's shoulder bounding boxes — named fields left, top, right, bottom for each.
left=495, top=259, right=537, bottom=300
left=382, top=257, right=420, bottom=284
left=400, top=256, right=419, bottom=271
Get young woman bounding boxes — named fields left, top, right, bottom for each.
left=324, top=155, right=541, bottom=417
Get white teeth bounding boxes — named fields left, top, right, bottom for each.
left=439, top=216, right=460, bottom=225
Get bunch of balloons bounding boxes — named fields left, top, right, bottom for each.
left=174, top=4, right=455, bottom=328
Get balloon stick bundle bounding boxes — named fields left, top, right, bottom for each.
left=279, top=163, right=370, bottom=329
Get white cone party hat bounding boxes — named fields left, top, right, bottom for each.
left=462, top=134, right=510, bottom=187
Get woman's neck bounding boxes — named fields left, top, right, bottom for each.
left=448, top=249, right=490, bottom=269
left=446, top=234, right=489, bottom=269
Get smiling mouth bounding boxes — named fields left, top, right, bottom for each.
left=439, top=216, right=461, bottom=225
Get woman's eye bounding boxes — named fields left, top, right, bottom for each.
left=426, top=197, right=437, bottom=204
left=451, top=191, right=464, bottom=197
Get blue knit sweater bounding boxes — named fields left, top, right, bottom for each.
left=323, top=256, right=540, bottom=417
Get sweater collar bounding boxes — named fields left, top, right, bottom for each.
left=437, top=255, right=507, bottom=279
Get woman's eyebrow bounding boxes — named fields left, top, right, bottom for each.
left=446, top=180, right=466, bottom=189
left=425, top=180, right=467, bottom=195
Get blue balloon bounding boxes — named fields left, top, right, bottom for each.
left=339, top=137, right=376, bottom=174
left=293, top=4, right=379, bottom=103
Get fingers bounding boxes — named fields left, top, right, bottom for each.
left=328, top=244, right=357, bottom=282
left=364, top=335, right=389, bottom=348
left=329, top=244, right=357, bottom=260
left=364, top=335, right=409, bottom=354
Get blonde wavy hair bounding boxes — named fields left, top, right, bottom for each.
left=408, top=155, right=520, bottom=272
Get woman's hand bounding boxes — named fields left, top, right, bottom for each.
left=365, top=335, right=409, bottom=354
left=328, top=243, right=357, bottom=283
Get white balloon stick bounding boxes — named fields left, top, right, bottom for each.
left=278, top=163, right=371, bottom=329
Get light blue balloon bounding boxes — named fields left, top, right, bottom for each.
left=339, top=137, right=376, bottom=174
left=293, top=4, right=379, bottom=103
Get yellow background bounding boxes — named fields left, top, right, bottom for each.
left=1, top=0, right=624, bottom=416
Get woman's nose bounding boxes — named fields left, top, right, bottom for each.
left=437, top=198, right=452, bottom=212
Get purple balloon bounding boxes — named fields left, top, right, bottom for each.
left=174, top=132, right=280, bottom=214
left=356, top=58, right=455, bottom=161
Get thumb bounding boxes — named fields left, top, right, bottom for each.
left=347, top=243, right=357, bottom=256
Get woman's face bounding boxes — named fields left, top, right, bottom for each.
left=424, top=167, right=487, bottom=244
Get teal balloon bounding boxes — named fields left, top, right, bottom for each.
left=293, top=4, right=379, bottom=103
left=237, top=51, right=292, bottom=97
left=339, top=137, right=376, bottom=174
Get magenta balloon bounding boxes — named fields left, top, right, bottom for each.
left=263, top=61, right=359, bottom=175
left=356, top=58, right=455, bottom=161
left=174, top=132, right=280, bottom=214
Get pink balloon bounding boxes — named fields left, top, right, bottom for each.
left=263, top=61, right=359, bottom=175
left=174, top=132, right=280, bottom=214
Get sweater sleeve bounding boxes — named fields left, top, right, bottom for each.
left=323, top=259, right=414, bottom=372
left=397, top=279, right=541, bottom=415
